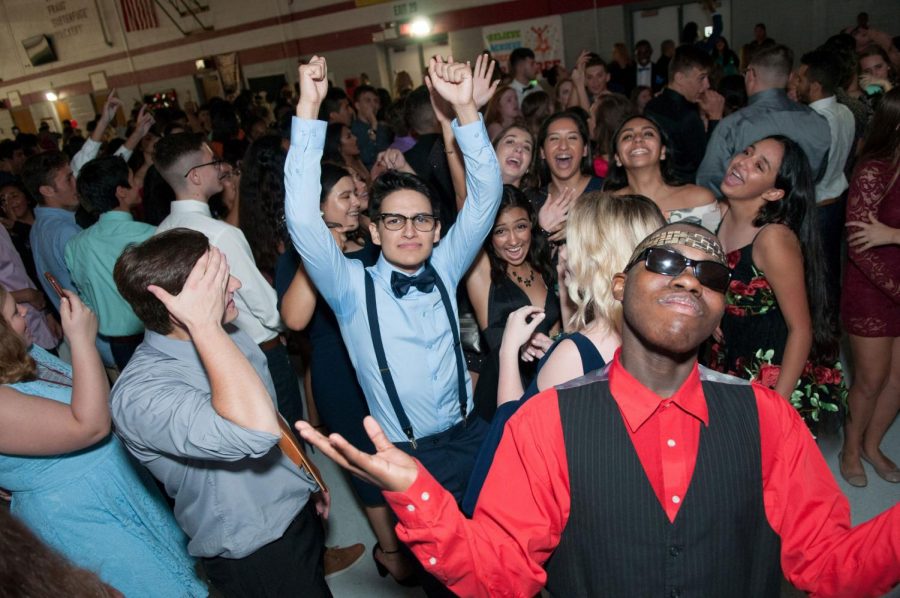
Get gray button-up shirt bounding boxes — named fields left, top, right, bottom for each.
left=110, top=327, right=317, bottom=558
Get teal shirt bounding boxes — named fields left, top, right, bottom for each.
left=65, top=211, right=155, bottom=336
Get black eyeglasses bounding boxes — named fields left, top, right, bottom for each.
left=626, top=247, right=731, bottom=294
left=377, top=213, right=438, bottom=232
left=183, top=159, right=223, bottom=178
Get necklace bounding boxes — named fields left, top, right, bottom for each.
left=508, top=266, right=536, bottom=287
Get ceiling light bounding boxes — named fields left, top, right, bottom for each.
left=45, top=91, right=58, bottom=102
left=409, top=17, right=432, bottom=38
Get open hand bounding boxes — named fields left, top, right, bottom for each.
left=147, top=247, right=231, bottom=332
left=133, top=105, right=155, bottom=138
left=538, top=186, right=576, bottom=238
left=424, top=75, right=454, bottom=126
left=296, top=417, right=419, bottom=493
left=846, top=213, right=900, bottom=251
left=521, top=332, right=553, bottom=362
left=297, top=55, right=329, bottom=119
left=471, top=53, right=499, bottom=110
left=101, top=89, right=122, bottom=124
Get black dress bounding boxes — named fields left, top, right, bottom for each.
left=275, top=243, right=385, bottom=506
left=472, top=273, right=561, bottom=422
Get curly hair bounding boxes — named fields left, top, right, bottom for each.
left=484, top=185, right=553, bottom=285
left=564, top=192, right=664, bottom=332
left=0, top=286, right=36, bottom=384
left=239, top=135, right=287, bottom=274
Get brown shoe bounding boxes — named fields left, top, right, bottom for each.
left=324, top=543, right=365, bottom=579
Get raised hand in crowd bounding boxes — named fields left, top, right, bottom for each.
left=471, top=52, right=499, bottom=110
left=92, top=89, right=123, bottom=142
left=497, top=305, right=546, bottom=405
left=698, top=88, right=725, bottom=125
left=427, top=56, right=478, bottom=124
left=296, top=55, right=330, bottom=120
left=370, top=148, right=415, bottom=180
left=123, top=104, right=156, bottom=152
left=538, top=185, right=576, bottom=243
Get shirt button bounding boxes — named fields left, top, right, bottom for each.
left=671, top=495, right=681, bottom=504
left=421, top=492, right=430, bottom=501
left=669, top=545, right=680, bottom=557
left=407, top=504, right=415, bottom=512
left=667, top=439, right=676, bottom=448
left=428, top=557, right=437, bottom=565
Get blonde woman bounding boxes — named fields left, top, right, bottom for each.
left=461, top=191, right=664, bottom=514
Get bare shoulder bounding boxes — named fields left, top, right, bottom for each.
left=670, top=184, right=717, bottom=208
left=753, top=224, right=801, bottom=265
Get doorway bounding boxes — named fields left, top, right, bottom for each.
left=628, top=0, right=732, bottom=58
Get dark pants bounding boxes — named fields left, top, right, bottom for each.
left=262, top=342, right=305, bottom=431
left=817, top=197, right=846, bottom=309
left=202, top=501, right=330, bottom=598
left=395, top=415, right=487, bottom=597
left=109, top=337, right=141, bottom=371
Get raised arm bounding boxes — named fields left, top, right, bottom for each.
left=283, top=56, right=358, bottom=315
left=148, top=248, right=279, bottom=436
left=0, top=291, right=109, bottom=455
left=426, top=73, right=467, bottom=211
left=71, top=90, right=122, bottom=176
left=281, top=261, right=317, bottom=331
left=428, top=57, right=503, bottom=282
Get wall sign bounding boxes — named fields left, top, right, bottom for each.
left=482, top=15, right=565, bottom=73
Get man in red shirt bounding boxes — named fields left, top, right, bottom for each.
left=298, top=223, right=900, bottom=597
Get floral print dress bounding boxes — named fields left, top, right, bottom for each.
left=708, top=240, right=846, bottom=426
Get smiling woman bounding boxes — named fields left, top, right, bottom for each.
left=465, top=185, right=560, bottom=421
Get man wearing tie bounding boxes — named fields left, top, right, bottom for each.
left=628, top=39, right=666, bottom=94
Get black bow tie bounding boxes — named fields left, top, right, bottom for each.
left=391, top=269, right=436, bottom=298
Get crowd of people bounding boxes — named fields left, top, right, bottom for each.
left=0, top=4, right=899, bottom=597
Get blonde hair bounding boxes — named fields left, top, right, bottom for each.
left=565, top=192, right=665, bottom=331
left=0, top=286, right=36, bottom=384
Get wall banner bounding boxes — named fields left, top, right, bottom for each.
left=481, top=15, right=564, bottom=74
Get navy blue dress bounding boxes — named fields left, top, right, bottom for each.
left=275, top=243, right=385, bottom=506
left=462, top=332, right=605, bottom=515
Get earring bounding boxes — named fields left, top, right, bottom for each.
left=320, top=210, right=325, bottom=217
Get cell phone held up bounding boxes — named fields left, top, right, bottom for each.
left=43, top=271, right=65, bottom=299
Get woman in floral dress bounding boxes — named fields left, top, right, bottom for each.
left=707, top=136, right=845, bottom=427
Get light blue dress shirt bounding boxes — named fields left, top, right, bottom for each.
left=285, top=116, right=502, bottom=443
left=30, top=206, right=81, bottom=312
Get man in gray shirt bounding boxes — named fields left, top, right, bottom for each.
left=696, top=44, right=830, bottom=196
left=109, top=228, right=330, bottom=597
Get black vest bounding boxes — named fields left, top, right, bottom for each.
left=544, top=366, right=782, bottom=597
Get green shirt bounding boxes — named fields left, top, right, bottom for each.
left=65, top=211, right=156, bottom=336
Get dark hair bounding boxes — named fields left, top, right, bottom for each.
left=21, top=151, right=69, bottom=202
left=520, top=90, right=553, bottom=137
left=669, top=44, right=713, bottom=80
left=75, top=155, right=131, bottom=215
left=604, top=114, right=681, bottom=190
left=748, top=44, right=794, bottom=80
left=320, top=162, right=352, bottom=205
left=755, top=23, right=766, bottom=31
left=353, top=84, right=377, bottom=103
left=821, top=35, right=859, bottom=88
left=114, top=228, right=210, bottom=335
left=153, top=132, right=206, bottom=180
left=681, top=22, right=699, bottom=44
left=856, top=87, right=900, bottom=167
left=324, top=122, right=349, bottom=164
left=800, top=48, right=841, bottom=96
left=141, top=165, right=175, bottom=226
left=404, top=85, right=436, bottom=135
left=634, top=39, right=651, bottom=52
left=857, top=44, right=894, bottom=80
left=369, top=170, right=438, bottom=219
left=0, top=139, right=21, bottom=161
left=210, top=100, right=240, bottom=143
left=484, top=185, right=552, bottom=285
left=0, top=180, right=36, bottom=216
left=593, top=93, right=636, bottom=157
left=318, top=87, right=349, bottom=121
left=751, top=135, right=834, bottom=356
left=384, top=96, right=409, bottom=137
left=509, top=47, right=535, bottom=73
left=585, top=54, right=607, bottom=72
left=239, top=135, right=287, bottom=273
left=718, top=74, right=748, bottom=113
left=536, top=111, right=593, bottom=186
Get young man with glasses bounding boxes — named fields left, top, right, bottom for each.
left=299, top=222, right=900, bottom=598
left=153, top=133, right=307, bottom=436
left=285, top=55, right=502, bottom=507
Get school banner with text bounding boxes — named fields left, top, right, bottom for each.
left=482, top=15, right=564, bottom=74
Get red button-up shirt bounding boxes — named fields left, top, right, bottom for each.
left=385, top=354, right=900, bottom=597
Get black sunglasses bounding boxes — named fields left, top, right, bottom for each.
left=626, top=246, right=731, bottom=294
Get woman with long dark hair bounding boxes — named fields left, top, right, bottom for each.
left=324, top=122, right=369, bottom=182
left=239, top=135, right=288, bottom=279
left=839, top=87, right=900, bottom=486
left=465, top=185, right=559, bottom=421
left=708, top=136, right=844, bottom=425
left=604, top=114, right=721, bottom=230
left=484, top=84, right=522, bottom=141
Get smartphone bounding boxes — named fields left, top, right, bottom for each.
left=43, top=271, right=64, bottom=299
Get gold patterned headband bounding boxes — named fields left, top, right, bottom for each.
left=628, top=228, right=727, bottom=266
